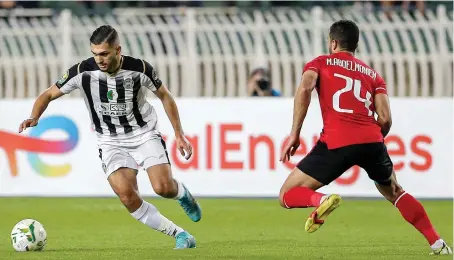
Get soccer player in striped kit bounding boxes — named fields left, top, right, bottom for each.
left=19, top=25, right=201, bottom=249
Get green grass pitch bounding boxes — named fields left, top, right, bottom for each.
left=0, top=198, right=452, bottom=260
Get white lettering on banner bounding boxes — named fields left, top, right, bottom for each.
left=0, top=98, right=452, bottom=198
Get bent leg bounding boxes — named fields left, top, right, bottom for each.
left=108, top=167, right=185, bottom=239
left=279, top=141, right=347, bottom=233
left=279, top=167, right=325, bottom=208
left=108, top=167, right=141, bottom=212
left=362, top=142, right=446, bottom=251
left=375, top=172, right=447, bottom=251
left=147, top=163, right=180, bottom=199
left=279, top=141, right=349, bottom=209
left=136, top=137, right=183, bottom=199
left=140, top=137, right=201, bottom=222
left=146, top=163, right=202, bottom=222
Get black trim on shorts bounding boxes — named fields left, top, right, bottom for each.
left=159, top=135, right=171, bottom=165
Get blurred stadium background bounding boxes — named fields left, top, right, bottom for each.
left=0, top=1, right=452, bottom=259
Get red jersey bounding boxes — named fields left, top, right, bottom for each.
left=303, top=52, right=387, bottom=149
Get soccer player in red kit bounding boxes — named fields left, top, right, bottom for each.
left=279, top=20, right=452, bottom=255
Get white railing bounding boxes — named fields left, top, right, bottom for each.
left=0, top=6, right=452, bottom=98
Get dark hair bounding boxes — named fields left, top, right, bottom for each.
left=90, top=25, right=118, bottom=45
left=329, top=20, right=359, bottom=52
left=249, top=67, right=269, bottom=79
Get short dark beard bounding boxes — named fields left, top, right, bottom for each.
left=106, top=55, right=122, bottom=74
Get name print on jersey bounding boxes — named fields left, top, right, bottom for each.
left=326, top=58, right=377, bottom=80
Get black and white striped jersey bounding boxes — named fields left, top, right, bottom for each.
left=56, top=55, right=162, bottom=144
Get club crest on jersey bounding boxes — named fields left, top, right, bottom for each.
left=57, top=70, right=69, bottom=85
left=107, top=90, right=118, bottom=100
left=124, top=76, right=134, bottom=89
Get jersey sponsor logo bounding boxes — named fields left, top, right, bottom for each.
left=124, top=76, right=134, bottom=89
left=96, top=103, right=130, bottom=116
left=57, top=70, right=69, bottom=85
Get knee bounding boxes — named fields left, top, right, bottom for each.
left=278, top=189, right=288, bottom=208
left=278, top=196, right=287, bottom=208
left=390, top=185, right=405, bottom=204
left=385, top=184, right=405, bottom=203
left=117, top=189, right=140, bottom=208
left=153, top=181, right=176, bottom=198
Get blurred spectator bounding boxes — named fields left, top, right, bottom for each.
left=353, top=1, right=376, bottom=14
left=16, top=1, right=39, bottom=8
left=0, top=1, right=40, bottom=9
left=0, top=1, right=15, bottom=9
left=247, top=67, right=281, bottom=97
left=382, top=0, right=425, bottom=18
left=144, top=1, right=204, bottom=8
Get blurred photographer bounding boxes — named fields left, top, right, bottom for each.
left=247, top=67, right=281, bottom=97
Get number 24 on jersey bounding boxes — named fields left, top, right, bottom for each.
left=332, top=73, right=373, bottom=116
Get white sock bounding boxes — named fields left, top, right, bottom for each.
left=431, top=239, right=445, bottom=250
left=173, top=179, right=185, bottom=200
left=131, top=201, right=184, bottom=238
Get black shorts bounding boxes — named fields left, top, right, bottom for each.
left=297, top=141, right=393, bottom=185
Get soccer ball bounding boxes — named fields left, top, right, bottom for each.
left=10, top=219, right=47, bottom=252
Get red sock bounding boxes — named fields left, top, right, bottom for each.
left=395, top=192, right=440, bottom=245
left=283, top=187, right=325, bottom=208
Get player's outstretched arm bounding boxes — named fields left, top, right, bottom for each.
left=154, top=85, right=193, bottom=160
left=18, top=85, right=64, bottom=133
left=374, top=93, right=392, bottom=137
left=280, top=70, right=318, bottom=162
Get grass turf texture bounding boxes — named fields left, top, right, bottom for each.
left=0, top=198, right=452, bottom=260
